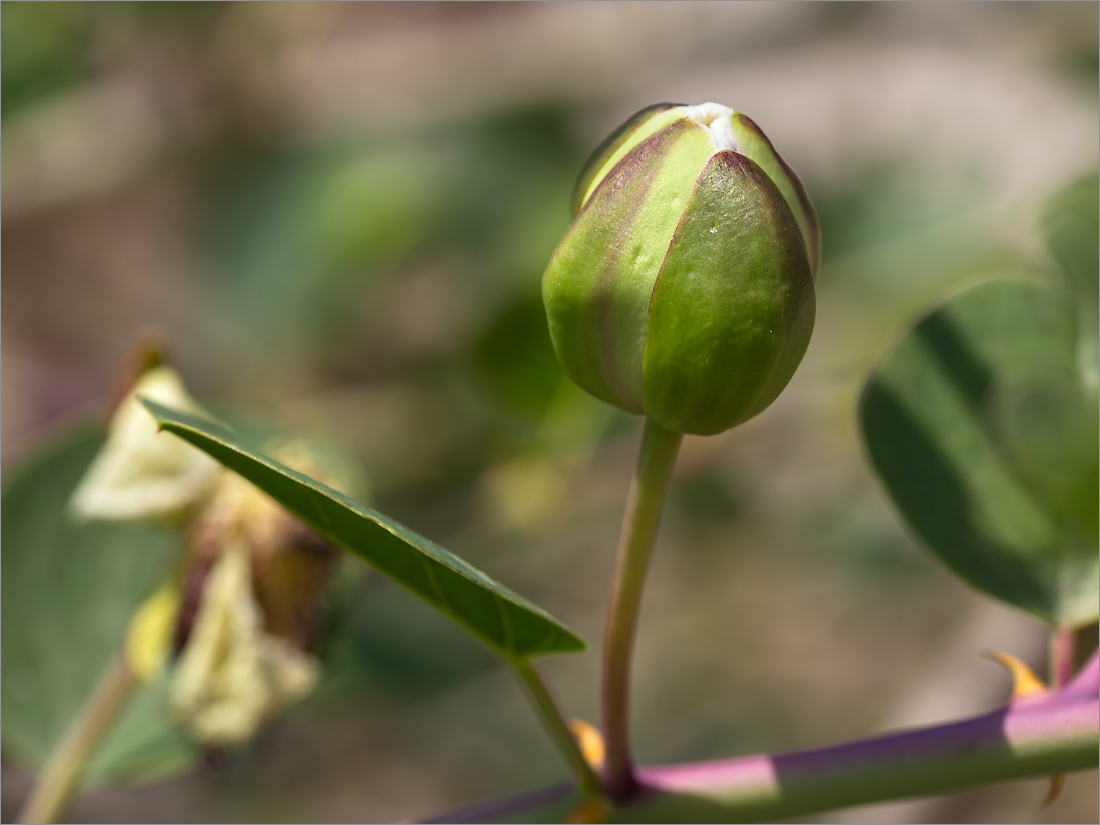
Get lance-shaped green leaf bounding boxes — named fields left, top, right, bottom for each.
left=141, top=400, right=585, bottom=660
left=861, top=280, right=1099, bottom=628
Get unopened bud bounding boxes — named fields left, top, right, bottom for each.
left=543, top=102, right=818, bottom=435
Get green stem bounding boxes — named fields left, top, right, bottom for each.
left=512, top=658, right=604, bottom=799
left=601, top=418, right=683, bottom=799
left=18, top=653, right=136, bottom=824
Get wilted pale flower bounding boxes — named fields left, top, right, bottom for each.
left=71, top=361, right=354, bottom=747
left=165, top=441, right=346, bottom=748
left=70, top=365, right=220, bottom=521
left=542, top=102, right=819, bottom=436
left=167, top=542, right=320, bottom=748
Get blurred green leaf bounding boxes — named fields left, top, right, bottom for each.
left=1042, top=172, right=1099, bottom=389
left=989, top=378, right=1098, bottom=539
left=1, top=424, right=196, bottom=784
left=470, top=288, right=563, bottom=418
left=197, top=110, right=579, bottom=384
left=302, top=148, right=445, bottom=276
left=85, top=671, right=193, bottom=783
left=861, top=280, right=1099, bottom=627
left=1043, top=172, right=1099, bottom=303
left=0, top=2, right=87, bottom=119
left=142, top=400, right=586, bottom=660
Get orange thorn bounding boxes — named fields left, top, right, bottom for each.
left=1041, top=772, right=1066, bottom=808
left=985, top=653, right=1064, bottom=807
left=569, top=718, right=606, bottom=770
left=985, top=650, right=1048, bottom=699
left=564, top=797, right=610, bottom=824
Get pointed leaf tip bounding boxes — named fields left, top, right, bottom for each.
left=140, top=400, right=586, bottom=660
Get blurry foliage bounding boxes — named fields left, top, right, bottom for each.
left=199, top=109, right=580, bottom=384
left=1, top=426, right=195, bottom=784
left=470, top=289, right=564, bottom=420
left=1043, top=172, right=1100, bottom=305
left=860, top=173, right=1099, bottom=628
left=314, top=573, right=497, bottom=703
left=0, top=2, right=224, bottom=119
left=2, top=2, right=1098, bottom=822
left=1, top=2, right=89, bottom=119
left=862, top=281, right=1098, bottom=627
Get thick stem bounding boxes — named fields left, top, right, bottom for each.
left=513, top=659, right=604, bottom=799
left=601, top=418, right=683, bottom=799
left=431, top=655, right=1100, bottom=824
left=631, top=686, right=1099, bottom=822
left=18, top=653, right=136, bottom=824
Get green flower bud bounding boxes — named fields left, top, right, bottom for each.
left=543, top=102, right=818, bottom=436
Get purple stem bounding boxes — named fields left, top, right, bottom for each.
left=415, top=781, right=573, bottom=824
left=425, top=652, right=1098, bottom=824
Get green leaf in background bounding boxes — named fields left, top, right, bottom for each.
left=1042, top=172, right=1099, bottom=390
left=1043, top=172, right=1099, bottom=303
left=141, top=401, right=586, bottom=661
left=1, top=425, right=196, bottom=784
left=860, top=280, right=1099, bottom=628
left=470, top=288, right=564, bottom=419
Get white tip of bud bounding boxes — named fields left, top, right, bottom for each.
left=683, top=102, right=738, bottom=152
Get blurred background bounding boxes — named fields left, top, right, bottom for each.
left=2, top=2, right=1097, bottom=822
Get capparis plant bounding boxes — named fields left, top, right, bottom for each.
left=3, top=106, right=1097, bottom=825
